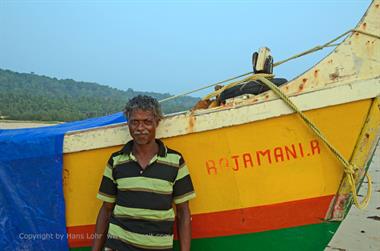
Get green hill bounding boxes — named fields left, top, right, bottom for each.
left=0, top=69, right=199, bottom=122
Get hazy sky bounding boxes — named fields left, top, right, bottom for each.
left=0, top=0, right=371, bottom=97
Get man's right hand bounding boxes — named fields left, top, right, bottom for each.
left=91, top=202, right=115, bottom=251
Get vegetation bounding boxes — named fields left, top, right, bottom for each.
left=0, top=69, right=199, bottom=122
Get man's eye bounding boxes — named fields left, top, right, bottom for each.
left=144, top=120, right=153, bottom=125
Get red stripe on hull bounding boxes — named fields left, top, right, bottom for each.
left=66, top=225, right=95, bottom=248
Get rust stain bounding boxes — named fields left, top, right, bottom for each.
left=314, top=69, right=319, bottom=79
left=63, top=168, right=69, bottom=187
left=297, top=78, right=307, bottom=92
left=348, top=41, right=352, bottom=45
left=375, top=3, right=379, bottom=8
left=329, top=70, right=339, bottom=81
left=265, top=94, right=269, bottom=99
left=328, top=59, right=333, bottom=64
left=187, top=113, right=196, bottom=133
left=362, top=22, right=367, bottom=30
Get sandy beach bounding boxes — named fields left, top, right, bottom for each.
left=0, top=121, right=57, bottom=129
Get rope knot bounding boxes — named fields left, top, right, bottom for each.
left=344, top=164, right=357, bottom=175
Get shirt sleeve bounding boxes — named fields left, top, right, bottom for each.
left=96, top=155, right=117, bottom=203
left=173, top=155, right=196, bottom=204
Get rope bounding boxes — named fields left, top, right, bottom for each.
left=158, top=72, right=253, bottom=103
left=159, top=29, right=379, bottom=103
left=274, top=29, right=380, bottom=67
left=156, top=28, right=379, bottom=209
left=256, top=76, right=372, bottom=209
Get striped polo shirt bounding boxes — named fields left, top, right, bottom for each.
left=97, top=139, right=196, bottom=251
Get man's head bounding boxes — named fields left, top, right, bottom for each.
left=124, top=95, right=163, bottom=145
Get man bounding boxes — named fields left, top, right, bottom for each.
left=92, top=95, right=196, bottom=251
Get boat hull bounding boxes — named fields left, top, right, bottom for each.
left=63, top=99, right=374, bottom=250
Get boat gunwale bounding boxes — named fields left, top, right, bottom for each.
left=63, top=77, right=380, bottom=153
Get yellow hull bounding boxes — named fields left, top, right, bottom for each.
left=63, top=99, right=373, bottom=227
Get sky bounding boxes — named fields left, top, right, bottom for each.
left=0, top=0, right=372, bottom=97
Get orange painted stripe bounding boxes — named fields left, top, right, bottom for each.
left=67, top=195, right=333, bottom=248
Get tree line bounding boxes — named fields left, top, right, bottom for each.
left=0, top=69, right=199, bottom=122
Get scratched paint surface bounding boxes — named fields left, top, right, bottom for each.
left=248, top=0, right=380, bottom=105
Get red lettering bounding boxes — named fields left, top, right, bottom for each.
left=310, top=139, right=321, bottom=155
left=285, top=144, right=297, bottom=160
left=256, top=149, right=272, bottom=166
left=231, top=155, right=240, bottom=171
left=273, top=147, right=284, bottom=162
left=298, top=143, right=304, bottom=157
left=243, top=153, right=253, bottom=168
left=206, top=160, right=217, bottom=175
left=219, top=157, right=229, bottom=170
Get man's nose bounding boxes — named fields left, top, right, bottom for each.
left=137, top=122, right=145, bottom=130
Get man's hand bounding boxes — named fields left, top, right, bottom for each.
left=92, top=202, right=115, bottom=251
left=176, top=202, right=192, bottom=251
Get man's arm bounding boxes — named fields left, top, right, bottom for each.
left=92, top=202, right=115, bottom=251
left=176, top=201, right=192, bottom=251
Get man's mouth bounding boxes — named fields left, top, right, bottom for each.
left=134, top=132, right=149, bottom=136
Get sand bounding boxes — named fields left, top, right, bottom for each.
left=0, top=121, right=57, bottom=129
left=326, top=144, right=380, bottom=251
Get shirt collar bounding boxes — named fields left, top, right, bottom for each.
left=122, top=139, right=167, bottom=157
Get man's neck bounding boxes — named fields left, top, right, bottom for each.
left=132, top=140, right=159, bottom=168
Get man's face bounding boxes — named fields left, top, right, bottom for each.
left=128, top=109, right=159, bottom=145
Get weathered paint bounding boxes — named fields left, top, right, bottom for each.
left=63, top=78, right=380, bottom=153
left=250, top=0, right=380, bottom=104
left=328, top=97, right=380, bottom=220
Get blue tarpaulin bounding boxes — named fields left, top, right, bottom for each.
left=0, top=113, right=126, bottom=250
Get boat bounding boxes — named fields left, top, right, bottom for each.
left=38, top=1, right=380, bottom=250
